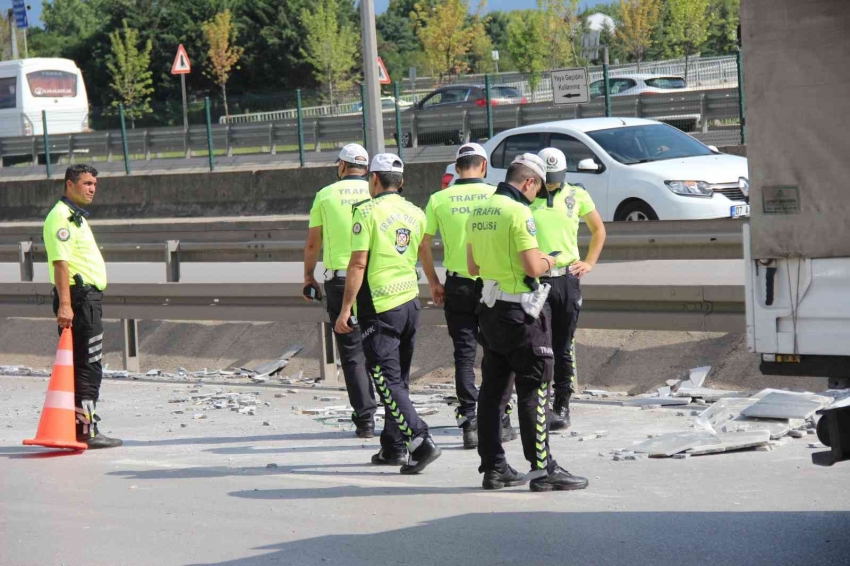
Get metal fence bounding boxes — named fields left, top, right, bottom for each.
left=0, top=54, right=746, bottom=177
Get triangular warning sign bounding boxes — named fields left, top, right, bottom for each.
left=171, top=44, right=192, bottom=75
left=377, top=57, right=391, bottom=85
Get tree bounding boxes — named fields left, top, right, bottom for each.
left=377, top=0, right=435, bottom=80
left=666, top=0, right=712, bottom=81
left=616, top=0, right=661, bottom=70
left=485, top=11, right=512, bottom=70
left=300, top=0, right=360, bottom=108
left=466, top=14, right=496, bottom=74
left=106, top=20, right=154, bottom=128
left=704, top=0, right=740, bottom=56
left=412, top=0, right=482, bottom=81
left=538, top=0, right=583, bottom=69
left=202, top=9, right=244, bottom=118
left=507, top=10, right=548, bottom=93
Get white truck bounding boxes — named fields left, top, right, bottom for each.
left=742, top=0, right=850, bottom=464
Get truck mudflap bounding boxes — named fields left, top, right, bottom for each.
left=813, top=399, right=850, bottom=466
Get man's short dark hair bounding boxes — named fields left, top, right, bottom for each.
left=372, top=171, right=403, bottom=190
left=65, top=164, right=98, bottom=184
left=456, top=155, right=486, bottom=172
left=505, top=163, right=539, bottom=185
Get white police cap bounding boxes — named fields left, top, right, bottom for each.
left=456, top=143, right=488, bottom=161
left=538, top=147, right=568, bottom=185
left=511, top=153, right=547, bottom=181
left=370, top=153, right=404, bottom=173
left=337, top=143, right=369, bottom=166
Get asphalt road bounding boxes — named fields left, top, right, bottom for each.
left=1, top=375, right=847, bottom=566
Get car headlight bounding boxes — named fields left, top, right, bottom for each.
left=664, top=180, right=713, bottom=197
left=739, top=177, right=749, bottom=198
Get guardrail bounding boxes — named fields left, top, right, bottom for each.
left=0, top=218, right=747, bottom=275
left=0, top=218, right=746, bottom=377
left=0, top=88, right=743, bottom=170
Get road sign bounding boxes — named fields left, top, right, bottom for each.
left=491, top=50, right=500, bottom=61
left=377, top=57, right=391, bottom=85
left=552, top=67, right=589, bottom=105
left=12, top=0, right=28, bottom=29
left=171, top=45, right=192, bottom=75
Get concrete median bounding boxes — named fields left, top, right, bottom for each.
left=0, top=162, right=449, bottom=222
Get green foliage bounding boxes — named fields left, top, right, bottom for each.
left=202, top=9, right=245, bottom=117
left=704, top=0, right=740, bottom=56
left=106, top=20, right=154, bottom=127
left=507, top=10, right=548, bottom=89
left=300, top=0, right=360, bottom=106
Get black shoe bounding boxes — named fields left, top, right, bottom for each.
left=400, top=436, right=442, bottom=474
left=355, top=422, right=375, bottom=439
left=529, top=466, right=589, bottom=492
left=462, top=419, right=478, bottom=450
left=482, top=466, right=528, bottom=490
left=501, top=415, right=517, bottom=442
left=371, top=448, right=407, bottom=466
left=550, top=392, right=571, bottom=431
left=81, top=434, right=123, bottom=449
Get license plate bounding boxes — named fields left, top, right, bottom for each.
left=730, top=205, right=750, bottom=218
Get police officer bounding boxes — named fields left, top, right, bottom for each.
left=43, top=164, right=121, bottom=449
left=466, top=153, right=588, bottom=491
left=420, top=143, right=514, bottom=449
left=532, top=148, right=606, bottom=431
left=304, top=143, right=378, bottom=438
left=335, top=154, right=442, bottom=474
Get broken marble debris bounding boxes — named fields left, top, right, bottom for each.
left=251, top=344, right=305, bottom=376
left=623, top=397, right=690, bottom=407
left=741, top=391, right=831, bottom=420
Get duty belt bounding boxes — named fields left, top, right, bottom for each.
left=324, top=269, right=347, bottom=280
left=446, top=271, right=474, bottom=280
left=542, top=266, right=569, bottom=278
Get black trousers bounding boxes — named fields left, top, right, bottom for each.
left=477, top=301, right=556, bottom=474
left=360, top=299, right=429, bottom=452
left=52, top=286, right=104, bottom=406
left=324, top=277, right=377, bottom=425
left=540, top=274, right=582, bottom=395
left=444, top=274, right=479, bottom=425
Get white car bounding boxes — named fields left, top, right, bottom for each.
left=442, top=118, right=750, bottom=221
left=589, top=74, right=688, bottom=98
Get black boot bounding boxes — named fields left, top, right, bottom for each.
left=76, top=400, right=123, bottom=449
left=400, top=436, right=442, bottom=474
left=529, top=466, right=589, bottom=492
left=550, top=391, right=572, bottom=431
left=462, top=418, right=478, bottom=450
left=352, top=412, right=376, bottom=439
left=501, top=414, right=517, bottom=442
left=482, top=466, right=528, bottom=490
left=371, top=447, right=407, bottom=466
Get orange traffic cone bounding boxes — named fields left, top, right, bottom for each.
left=23, top=328, right=88, bottom=451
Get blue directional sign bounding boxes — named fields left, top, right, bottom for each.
left=13, top=0, right=29, bottom=29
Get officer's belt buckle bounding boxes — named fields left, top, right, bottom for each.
left=324, top=270, right=347, bottom=281
left=545, top=267, right=569, bottom=278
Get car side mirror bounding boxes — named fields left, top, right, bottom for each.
left=577, top=158, right=600, bottom=172
left=708, top=145, right=720, bottom=153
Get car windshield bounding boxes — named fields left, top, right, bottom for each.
left=644, top=77, right=687, bottom=89
left=491, top=86, right=521, bottom=99
left=586, top=124, right=714, bottom=164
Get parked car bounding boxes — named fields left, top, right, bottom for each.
left=416, top=84, right=527, bottom=110
left=351, top=96, right=413, bottom=114
left=589, top=74, right=688, bottom=98
left=589, top=74, right=699, bottom=132
left=408, top=84, right=528, bottom=145
left=442, top=117, right=750, bottom=221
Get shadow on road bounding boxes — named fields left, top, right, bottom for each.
left=108, top=461, right=415, bottom=481
left=183, top=511, right=850, bottom=566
